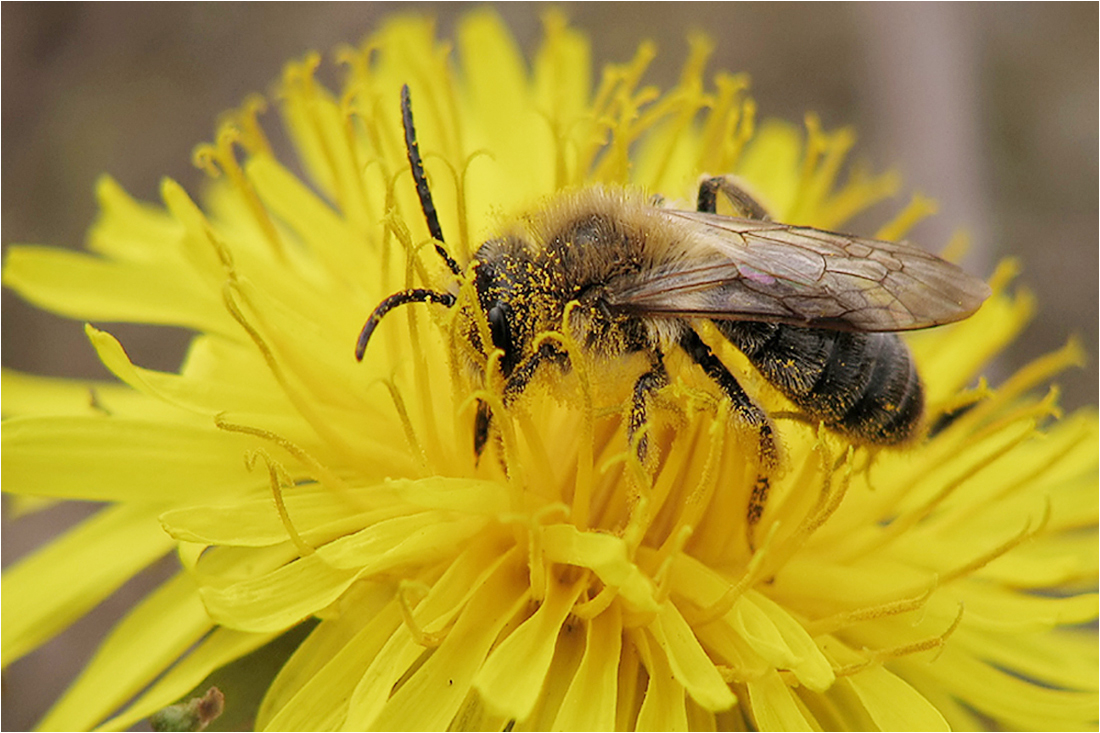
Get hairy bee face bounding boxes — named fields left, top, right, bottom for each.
left=461, top=237, right=551, bottom=381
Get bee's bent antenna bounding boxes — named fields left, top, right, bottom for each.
left=355, top=288, right=456, bottom=361
left=401, top=84, right=462, bottom=277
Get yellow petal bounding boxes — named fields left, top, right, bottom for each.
left=729, top=592, right=835, bottom=685
left=37, top=573, right=213, bottom=732
left=745, top=669, right=817, bottom=731
left=552, top=605, right=622, bottom=731
left=843, top=666, right=949, bottom=732
left=245, top=156, right=362, bottom=287
left=199, top=552, right=360, bottom=632
left=634, top=629, right=689, bottom=731
left=1, top=368, right=154, bottom=419
left=650, top=600, right=736, bottom=712
left=96, top=628, right=278, bottom=732
left=736, top=120, right=803, bottom=219
left=366, top=554, right=529, bottom=730
left=3, top=416, right=263, bottom=501
left=541, top=523, right=659, bottom=613
left=86, top=325, right=296, bottom=425
left=257, top=581, right=395, bottom=727
left=261, top=591, right=403, bottom=732
left=955, top=626, right=1099, bottom=691
left=932, top=647, right=1098, bottom=730
left=159, top=491, right=405, bottom=547
left=745, top=593, right=834, bottom=692
left=2, top=245, right=225, bottom=334
left=526, top=615, right=588, bottom=730
left=343, top=544, right=521, bottom=729
left=274, top=58, right=353, bottom=206
left=382, top=476, right=512, bottom=516
left=86, top=175, right=182, bottom=260
left=317, top=511, right=490, bottom=571
left=474, top=574, right=585, bottom=721
left=2, top=503, right=173, bottom=665
left=955, top=582, right=1099, bottom=634
left=458, top=9, right=555, bottom=207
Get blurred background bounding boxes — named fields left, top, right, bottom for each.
left=2, top=3, right=1096, bottom=729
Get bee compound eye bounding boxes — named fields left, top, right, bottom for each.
left=487, top=303, right=512, bottom=354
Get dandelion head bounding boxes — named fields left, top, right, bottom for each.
left=3, top=10, right=1096, bottom=731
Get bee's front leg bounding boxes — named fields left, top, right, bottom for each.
left=473, top=399, right=493, bottom=458
left=474, top=341, right=570, bottom=460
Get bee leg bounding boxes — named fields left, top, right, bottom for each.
left=679, top=328, right=777, bottom=544
left=474, top=341, right=569, bottom=460
left=628, top=354, right=669, bottom=462
left=928, top=398, right=981, bottom=437
left=697, top=176, right=771, bottom=221
left=474, top=399, right=492, bottom=459
left=678, top=328, right=779, bottom=470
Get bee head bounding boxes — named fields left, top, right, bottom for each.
left=358, top=86, right=545, bottom=388
left=465, top=235, right=553, bottom=380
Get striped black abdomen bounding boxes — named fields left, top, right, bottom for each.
left=716, top=321, right=923, bottom=444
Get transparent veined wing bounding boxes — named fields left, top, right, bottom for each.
left=605, top=209, right=991, bottom=332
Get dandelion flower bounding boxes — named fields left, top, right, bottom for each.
left=3, top=10, right=1097, bottom=732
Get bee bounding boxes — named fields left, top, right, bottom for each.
left=358, top=85, right=991, bottom=475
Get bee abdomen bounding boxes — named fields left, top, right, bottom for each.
left=820, top=332, right=922, bottom=444
left=717, top=322, right=923, bottom=445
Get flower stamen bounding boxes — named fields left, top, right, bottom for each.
left=985, top=338, right=1086, bottom=412
left=697, top=72, right=754, bottom=174
left=692, top=521, right=780, bottom=626
left=804, top=584, right=938, bottom=636
left=214, top=414, right=355, bottom=502
left=279, top=53, right=354, bottom=214
left=874, top=193, right=938, bottom=242
left=194, top=124, right=285, bottom=260
left=656, top=403, right=728, bottom=561
left=536, top=311, right=597, bottom=530
left=397, top=579, right=453, bottom=647
left=245, top=449, right=315, bottom=557
left=939, top=504, right=1051, bottom=585
left=375, top=376, right=431, bottom=472
left=833, top=602, right=965, bottom=676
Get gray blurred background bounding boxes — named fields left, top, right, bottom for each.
left=2, top=4, right=1096, bottom=729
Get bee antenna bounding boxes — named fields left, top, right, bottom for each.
left=401, top=84, right=462, bottom=277
left=356, top=288, right=456, bottom=361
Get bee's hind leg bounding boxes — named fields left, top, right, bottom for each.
left=697, top=176, right=771, bottom=221
left=628, top=353, right=669, bottom=463
left=679, top=327, right=778, bottom=542
left=678, top=328, right=779, bottom=469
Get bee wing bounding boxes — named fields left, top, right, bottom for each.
left=605, top=209, right=991, bottom=332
